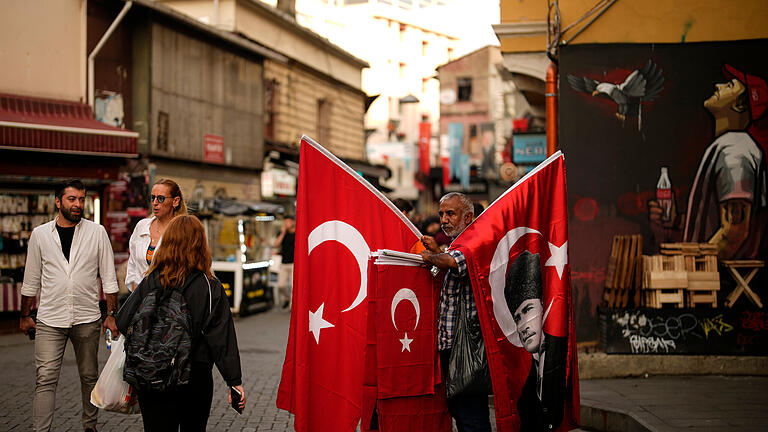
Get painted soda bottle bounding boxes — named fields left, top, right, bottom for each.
left=656, top=167, right=673, bottom=222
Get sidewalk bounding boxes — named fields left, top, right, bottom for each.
left=1, top=310, right=766, bottom=431
left=579, top=375, right=768, bottom=431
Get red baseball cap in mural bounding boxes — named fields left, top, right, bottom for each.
left=723, top=64, right=768, bottom=121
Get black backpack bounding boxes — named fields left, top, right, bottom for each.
left=123, top=273, right=202, bottom=392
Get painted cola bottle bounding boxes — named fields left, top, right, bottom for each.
left=656, top=167, right=673, bottom=223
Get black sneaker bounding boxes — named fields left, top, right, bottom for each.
left=282, top=301, right=290, bottom=309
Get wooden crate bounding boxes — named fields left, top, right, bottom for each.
left=685, top=255, right=719, bottom=307
left=647, top=247, right=720, bottom=308
left=644, top=288, right=685, bottom=308
left=642, top=255, right=686, bottom=308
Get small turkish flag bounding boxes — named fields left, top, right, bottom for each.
left=363, top=262, right=451, bottom=432
left=276, top=136, right=421, bottom=432
left=450, top=151, right=579, bottom=431
left=374, top=264, right=436, bottom=399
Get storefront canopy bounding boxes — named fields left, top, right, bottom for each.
left=0, top=93, right=138, bottom=157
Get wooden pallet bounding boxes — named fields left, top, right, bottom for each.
left=603, top=235, right=643, bottom=308
left=661, top=242, right=718, bottom=256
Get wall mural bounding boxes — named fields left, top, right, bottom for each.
left=559, top=40, right=768, bottom=344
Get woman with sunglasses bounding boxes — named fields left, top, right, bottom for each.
left=125, top=178, right=187, bottom=292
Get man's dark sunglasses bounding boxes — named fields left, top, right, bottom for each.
left=150, top=194, right=171, bottom=203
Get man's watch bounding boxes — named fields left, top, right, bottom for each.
left=106, top=310, right=117, bottom=318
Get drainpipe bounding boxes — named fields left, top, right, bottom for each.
left=545, top=61, right=558, bottom=156
left=88, top=1, right=133, bottom=109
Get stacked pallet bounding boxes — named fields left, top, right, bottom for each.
left=661, top=243, right=720, bottom=307
left=642, top=255, right=686, bottom=307
left=603, top=235, right=642, bottom=308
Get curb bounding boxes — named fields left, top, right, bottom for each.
left=578, top=352, right=768, bottom=379
left=580, top=401, right=653, bottom=432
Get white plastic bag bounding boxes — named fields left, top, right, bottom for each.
left=90, top=335, right=140, bottom=414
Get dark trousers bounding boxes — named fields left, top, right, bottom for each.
left=136, top=363, right=214, bottom=432
left=440, top=350, right=492, bottom=432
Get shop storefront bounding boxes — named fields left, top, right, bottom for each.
left=0, top=93, right=138, bottom=320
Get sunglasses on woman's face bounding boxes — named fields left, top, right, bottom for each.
left=150, top=195, right=170, bottom=204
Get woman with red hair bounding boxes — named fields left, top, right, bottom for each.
left=117, top=215, right=245, bottom=431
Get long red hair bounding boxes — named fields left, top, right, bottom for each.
left=146, top=215, right=214, bottom=288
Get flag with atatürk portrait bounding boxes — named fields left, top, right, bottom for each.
left=450, top=151, right=580, bottom=431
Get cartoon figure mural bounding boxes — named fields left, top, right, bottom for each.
left=558, top=39, right=768, bottom=344
left=567, top=60, right=665, bottom=129
left=649, top=64, right=768, bottom=260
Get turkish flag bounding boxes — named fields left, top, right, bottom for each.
left=374, top=264, right=436, bottom=399
left=450, top=151, right=579, bottom=431
left=364, top=263, right=451, bottom=432
left=276, top=136, right=422, bottom=431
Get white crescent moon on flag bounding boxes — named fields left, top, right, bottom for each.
left=308, top=220, right=371, bottom=313
left=391, top=288, right=420, bottom=331
left=489, top=227, right=542, bottom=346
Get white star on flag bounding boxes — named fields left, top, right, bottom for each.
left=544, top=240, right=568, bottom=279
left=309, top=303, right=334, bottom=344
left=399, top=332, right=413, bottom=352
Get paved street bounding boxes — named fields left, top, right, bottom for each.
left=0, top=309, right=295, bottom=431
left=2, top=309, right=767, bottom=432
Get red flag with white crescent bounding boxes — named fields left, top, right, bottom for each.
left=450, top=151, right=579, bottom=431
left=276, top=136, right=421, bottom=432
left=374, top=264, right=436, bottom=399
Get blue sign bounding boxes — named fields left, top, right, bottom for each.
left=513, top=134, right=547, bottom=163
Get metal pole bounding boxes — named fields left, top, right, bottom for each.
left=88, top=1, right=133, bottom=108
left=545, top=62, right=558, bottom=156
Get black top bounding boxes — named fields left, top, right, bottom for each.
left=280, top=231, right=295, bottom=264
left=116, top=271, right=243, bottom=387
left=56, top=224, right=76, bottom=261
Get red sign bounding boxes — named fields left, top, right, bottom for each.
left=418, top=122, right=431, bottom=175
left=203, top=134, right=224, bottom=164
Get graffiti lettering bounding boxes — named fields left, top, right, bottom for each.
left=699, top=314, right=734, bottom=339
left=571, top=270, right=606, bottom=283
left=741, top=311, right=768, bottom=332
left=737, top=333, right=756, bottom=346
left=629, top=335, right=676, bottom=353
left=613, top=311, right=701, bottom=341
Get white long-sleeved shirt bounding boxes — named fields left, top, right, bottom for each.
left=21, top=217, right=118, bottom=328
left=125, top=217, right=158, bottom=291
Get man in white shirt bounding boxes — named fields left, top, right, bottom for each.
left=19, top=179, right=120, bottom=432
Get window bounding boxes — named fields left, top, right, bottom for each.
left=422, top=77, right=429, bottom=93
left=422, top=40, right=428, bottom=56
left=447, top=46, right=454, bottom=60
left=317, top=99, right=331, bottom=146
left=399, top=23, right=406, bottom=42
left=457, top=77, right=472, bottom=102
left=264, top=79, right=279, bottom=140
left=399, top=62, right=406, bottom=79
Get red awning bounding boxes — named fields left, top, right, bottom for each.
left=0, top=93, right=138, bottom=157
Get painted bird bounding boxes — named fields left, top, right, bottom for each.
left=567, top=59, right=664, bottom=127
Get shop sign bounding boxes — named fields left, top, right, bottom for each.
left=444, top=180, right=488, bottom=195
left=262, top=168, right=296, bottom=198
left=513, top=134, right=546, bottom=164
left=204, top=134, right=224, bottom=164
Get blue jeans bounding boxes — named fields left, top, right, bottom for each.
left=441, top=350, right=492, bottom=432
